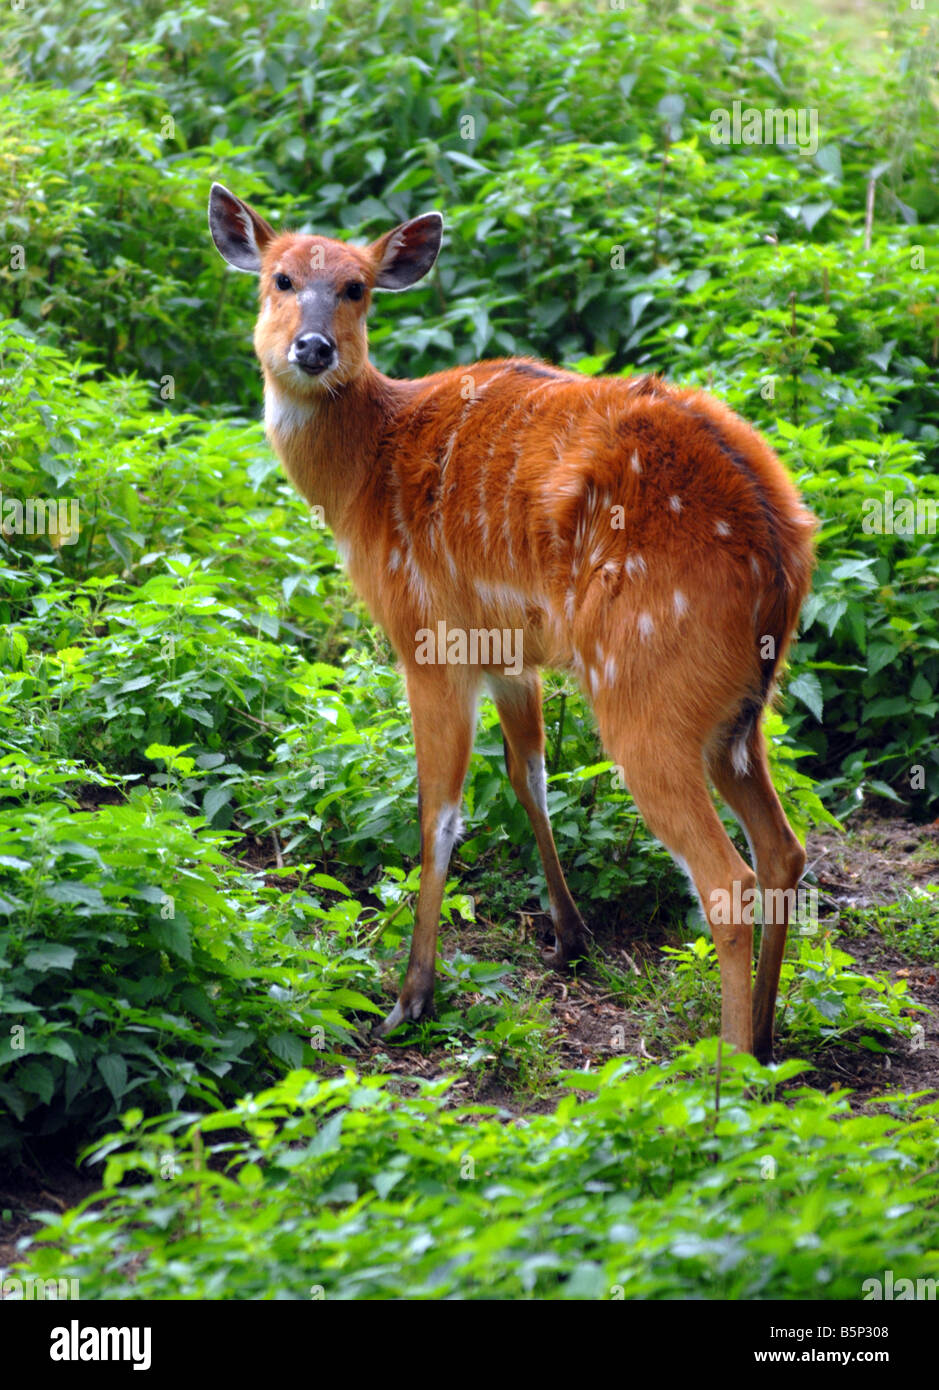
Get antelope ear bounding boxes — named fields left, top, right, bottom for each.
left=370, top=212, right=443, bottom=290
left=208, top=183, right=275, bottom=273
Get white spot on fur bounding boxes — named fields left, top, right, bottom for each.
left=439, top=429, right=458, bottom=483
left=673, top=589, right=688, bottom=617
left=624, top=554, right=647, bottom=578
left=631, top=450, right=641, bottom=474
left=480, top=369, right=506, bottom=393
left=526, top=756, right=549, bottom=817
left=750, top=555, right=761, bottom=578
left=731, top=736, right=751, bottom=778
left=669, top=495, right=682, bottom=514
left=404, top=553, right=430, bottom=611
left=555, top=474, right=585, bottom=501
left=433, top=804, right=463, bottom=874
left=637, top=612, right=654, bottom=639
left=387, top=547, right=402, bottom=574
left=714, top=520, right=731, bottom=538
left=603, top=653, right=617, bottom=685
left=475, top=579, right=536, bottom=612
left=589, top=667, right=599, bottom=696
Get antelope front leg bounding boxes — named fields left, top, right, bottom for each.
left=376, top=667, right=479, bottom=1036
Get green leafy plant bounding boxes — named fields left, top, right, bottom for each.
left=14, top=1045, right=939, bottom=1300
left=777, top=936, right=923, bottom=1051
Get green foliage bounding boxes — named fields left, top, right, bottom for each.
left=19, top=1046, right=939, bottom=1299
left=1, top=0, right=938, bottom=1300
left=0, top=763, right=395, bottom=1159
left=662, top=933, right=921, bottom=1052
left=773, top=424, right=939, bottom=813
left=777, top=936, right=923, bottom=1051
left=2, top=0, right=937, bottom=431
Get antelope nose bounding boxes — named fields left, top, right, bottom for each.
left=293, top=333, right=336, bottom=374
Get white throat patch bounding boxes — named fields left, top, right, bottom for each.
left=264, top=381, right=315, bottom=438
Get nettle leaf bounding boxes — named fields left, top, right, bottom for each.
left=40, top=1036, right=77, bottom=1065
left=0, top=855, right=31, bottom=872
left=202, top=785, right=232, bottom=822
left=629, top=291, right=654, bottom=327
left=42, top=882, right=107, bottom=912
left=814, top=145, right=842, bottom=180
left=268, top=1031, right=304, bottom=1068
left=130, top=885, right=170, bottom=904
left=801, top=201, right=832, bottom=232
left=184, top=705, right=215, bottom=727
left=788, top=672, right=824, bottom=722
left=152, top=917, right=192, bottom=962
left=812, top=993, right=845, bottom=1022
left=0, top=1080, right=27, bottom=1121
left=118, top=674, right=153, bottom=694
left=15, top=1059, right=55, bottom=1104
left=96, top=1054, right=129, bottom=1102
left=866, top=643, right=896, bottom=678
left=23, top=943, right=78, bottom=972
left=308, top=1111, right=344, bottom=1157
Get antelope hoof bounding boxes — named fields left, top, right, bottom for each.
left=375, top=986, right=435, bottom=1037
left=543, top=920, right=589, bottom=970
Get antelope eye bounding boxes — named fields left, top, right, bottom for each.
left=274, top=273, right=293, bottom=291
left=345, top=281, right=365, bottom=301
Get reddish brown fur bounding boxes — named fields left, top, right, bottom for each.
left=210, top=191, right=817, bottom=1059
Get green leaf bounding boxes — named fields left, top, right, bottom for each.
left=152, top=917, right=192, bottom=962
left=202, top=785, right=232, bottom=822
left=788, top=672, right=823, bottom=722
left=801, top=201, right=832, bottom=232
left=814, top=145, right=842, bottom=180
left=39, top=1036, right=77, bottom=1065
left=43, top=882, right=107, bottom=911
left=15, top=1060, right=55, bottom=1104
left=23, top=943, right=78, bottom=972
left=268, top=1031, right=304, bottom=1068
left=96, top=1054, right=129, bottom=1103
